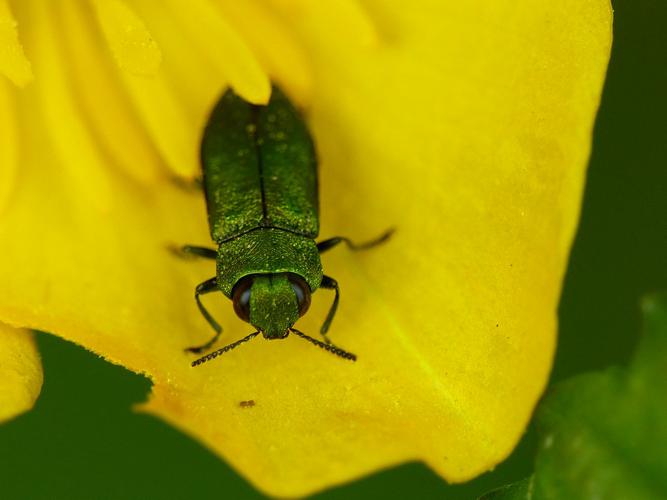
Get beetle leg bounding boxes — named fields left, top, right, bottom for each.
left=170, top=174, right=203, bottom=191
left=181, top=245, right=217, bottom=259
left=319, top=275, right=340, bottom=343
left=170, top=244, right=217, bottom=260
left=317, top=228, right=394, bottom=254
left=186, top=277, right=223, bottom=354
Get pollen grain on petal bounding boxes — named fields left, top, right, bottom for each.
left=92, top=0, right=162, bottom=76
left=0, top=0, right=33, bottom=86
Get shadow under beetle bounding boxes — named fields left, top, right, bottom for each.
left=180, top=86, right=392, bottom=366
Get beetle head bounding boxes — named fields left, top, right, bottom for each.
left=232, top=273, right=311, bottom=339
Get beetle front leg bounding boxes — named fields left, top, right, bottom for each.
left=317, top=228, right=394, bottom=254
left=319, top=275, right=340, bottom=344
left=186, top=277, right=223, bottom=354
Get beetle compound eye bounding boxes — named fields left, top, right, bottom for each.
left=232, top=276, right=253, bottom=322
left=288, top=274, right=311, bottom=317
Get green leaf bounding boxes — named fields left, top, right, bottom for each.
left=482, top=293, right=667, bottom=500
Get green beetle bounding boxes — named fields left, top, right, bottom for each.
left=181, top=86, right=392, bottom=366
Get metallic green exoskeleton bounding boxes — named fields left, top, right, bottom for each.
left=181, top=86, right=392, bottom=366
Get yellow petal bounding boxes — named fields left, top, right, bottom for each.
left=92, top=0, right=162, bottom=76
left=19, top=0, right=114, bottom=211
left=161, top=0, right=271, bottom=105
left=0, top=323, right=42, bottom=424
left=0, top=78, right=18, bottom=214
left=213, top=0, right=312, bottom=101
left=0, top=0, right=612, bottom=497
left=90, top=0, right=201, bottom=179
left=0, top=0, right=32, bottom=86
left=57, top=2, right=162, bottom=184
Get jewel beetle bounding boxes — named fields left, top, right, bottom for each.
left=181, top=86, right=392, bottom=366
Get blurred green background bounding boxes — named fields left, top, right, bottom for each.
left=1, top=1, right=665, bottom=498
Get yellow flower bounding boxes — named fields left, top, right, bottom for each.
left=0, top=0, right=612, bottom=497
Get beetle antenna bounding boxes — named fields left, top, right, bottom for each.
left=191, top=331, right=260, bottom=367
left=290, top=328, right=356, bottom=361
